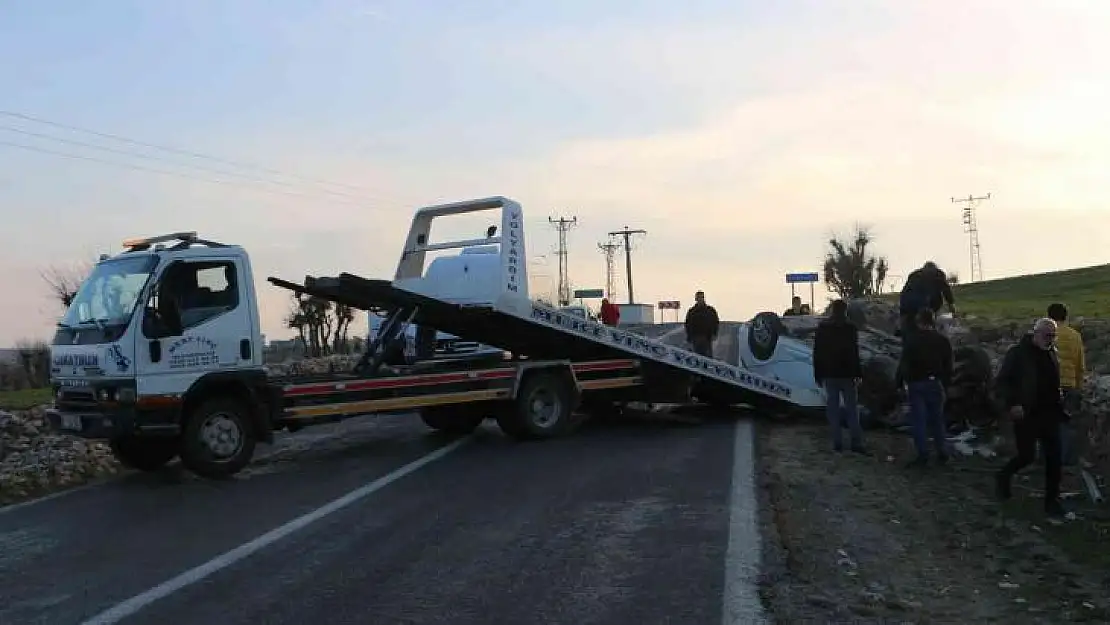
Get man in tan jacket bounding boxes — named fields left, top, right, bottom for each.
left=1048, top=303, right=1085, bottom=466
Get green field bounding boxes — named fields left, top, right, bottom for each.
left=0, top=387, right=52, bottom=411
left=884, top=263, right=1110, bottom=322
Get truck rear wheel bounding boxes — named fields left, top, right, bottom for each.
left=109, top=436, right=178, bottom=472
left=180, top=397, right=257, bottom=479
left=497, top=371, right=576, bottom=440
left=420, top=406, right=485, bottom=435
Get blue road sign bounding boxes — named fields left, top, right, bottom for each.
left=785, top=272, right=819, bottom=284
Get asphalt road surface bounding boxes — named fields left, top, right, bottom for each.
left=0, top=407, right=765, bottom=625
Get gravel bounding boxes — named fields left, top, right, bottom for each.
left=757, top=421, right=1110, bottom=623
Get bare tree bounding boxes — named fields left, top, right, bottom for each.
left=284, top=294, right=344, bottom=358
left=41, top=263, right=91, bottom=313
left=332, top=304, right=355, bottom=354
left=822, top=225, right=890, bottom=299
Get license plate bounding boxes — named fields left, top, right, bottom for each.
left=60, top=414, right=83, bottom=432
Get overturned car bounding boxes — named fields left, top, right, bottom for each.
left=642, top=301, right=997, bottom=428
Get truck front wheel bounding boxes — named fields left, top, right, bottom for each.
left=497, top=371, right=577, bottom=440
left=109, top=436, right=178, bottom=472
left=180, top=397, right=257, bottom=479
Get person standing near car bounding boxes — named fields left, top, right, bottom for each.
left=599, top=298, right=621, bottom=326
left=898, top=261, right=956, bottom=339
left=813, top=299, right=867, bottom=454
left=684, top=291, right=720, bottom=358
left=896, top=308, right=954, bottom=467
left=783, top=296, right=803, bottom=316
left=1048, top=303, right=1084, bottom=465
left=1047, top=304, right=1085, bottom=413
left=994, top=317, right=1068, bottom=518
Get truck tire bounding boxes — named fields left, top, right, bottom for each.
left=180, top=397, right=257, bottom=479
left=109, top=436, right=178, bottom=472
left=419, top=406, right=485, bottom=435
left=497, top=371, right=576, bottom=440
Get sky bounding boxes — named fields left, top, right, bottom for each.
left=3, top=0, right=1110, bottom=345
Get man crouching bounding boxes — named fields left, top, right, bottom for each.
left=994, top=317, right=1068, bottom=518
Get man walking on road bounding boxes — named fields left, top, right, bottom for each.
left=898, top=261, right=956, bottom=339
left=896, top=308, right=954, bottom=467
left=684, top=290, right=720, bottom=358
left=994, top=317, right=1068, bottom=518
left=813, top=299, right=867, bottom=454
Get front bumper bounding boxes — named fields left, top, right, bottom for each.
left=45, top=405, right=180, bottom=440
left=45, top=407, right=130, bottom=439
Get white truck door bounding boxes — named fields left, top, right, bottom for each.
left=135, top=257, right=255, bottom=397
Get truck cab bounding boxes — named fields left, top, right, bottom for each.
left=48, top=232, right=271, bottom=477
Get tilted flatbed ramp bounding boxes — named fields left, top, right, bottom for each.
left=269, top=273, right=819, bottom=411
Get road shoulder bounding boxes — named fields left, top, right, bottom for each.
left=756, top=420, right=1110, bottom=623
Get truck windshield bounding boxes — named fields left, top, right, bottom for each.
left=59, top=255, right=158, bottom=329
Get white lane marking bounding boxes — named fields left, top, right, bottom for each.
left=79, top=438, right=469, bottom=625
left=722, top=420, right=769, bottom=624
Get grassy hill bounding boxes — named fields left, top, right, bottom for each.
left=884, top=263, right=1110, bottom=322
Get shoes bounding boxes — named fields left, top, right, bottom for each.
left=850, top=445, right=872, bottom=456
left=995, top=472, right=1012, bottom=501
left=1045, top=499, right=1067, bottom=518
left=905, top=456, right=928, bottom=469
left=936, top=454, right=950, bottom=466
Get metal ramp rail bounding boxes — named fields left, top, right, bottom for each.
left=268, top=273, right=820, bottom=410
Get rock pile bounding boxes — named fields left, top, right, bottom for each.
left=263, top=354, right=363, bottom=378
left=835, top=298, right=1110, bottom=479
left=0, top=407, right=120, bottom=504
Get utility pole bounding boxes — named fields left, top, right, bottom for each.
left=608, top=226, right=647, bottom=305
left=950, top=193, right=990, bottom=283
left=548, top=215, right=578, bottom=306
left=598, top=240, right=620, bottom=300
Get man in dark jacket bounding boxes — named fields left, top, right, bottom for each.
left=994, top=318, right=1067, bottom=518
left=899, top=261, right=956, bottom=339
left=813, top=299, right=867, bottom=453
left=896, top=308, right=954, bottom=466
left=783, top=296, right=803, bottom=316
left=685, top=291, right=720, bottom=358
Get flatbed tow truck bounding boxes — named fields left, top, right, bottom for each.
left=46, top=196, right=822, bottom=479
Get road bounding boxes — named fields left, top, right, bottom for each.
left=0, top=408, right=765, bottom=625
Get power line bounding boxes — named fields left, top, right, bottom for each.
left=608, top=226, right=647, bottom=305
left=0, top=125, right=374, bottom=203
left=950, top=193, right=990, bottom=283
left=0, top=109, right=376, bottom=194
left=0, top=139, right=367, bottom=205
left=548, top=215, right=578, bottom=306
left=598, top=240, right=620, bottom=300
